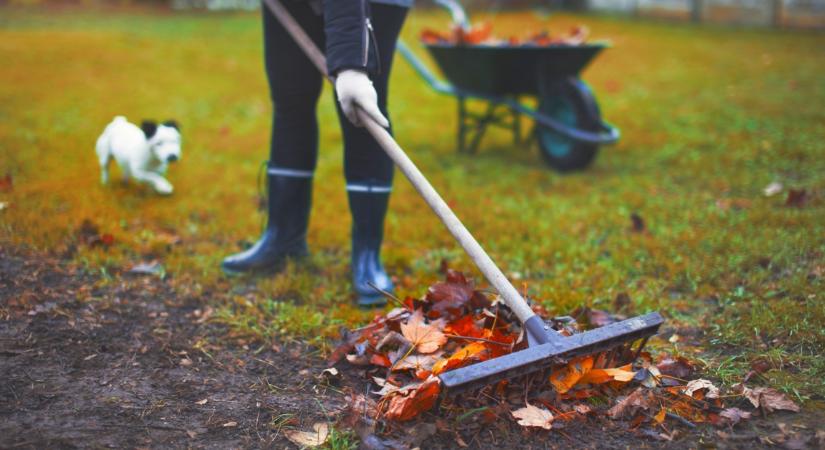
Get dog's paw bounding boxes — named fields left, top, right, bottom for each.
left=154, top=181, right=174, bottom=195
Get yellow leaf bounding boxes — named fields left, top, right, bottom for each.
left=654, top=407, right=666, bottom=424
left=578, top=364, right=636, bottom=385
left=400, top=310, right=447, bottom=354
left=511, top=403, right=554, bottom=430
left=284, top=423, right=329, bottom=447
left=549, top=356, right=594, bottom=393
left=432, top=341, right=490, bottom=375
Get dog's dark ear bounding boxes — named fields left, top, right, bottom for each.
left=141, top=120, right=158, bottom=139
left=162, top=119, right=180, bottom=131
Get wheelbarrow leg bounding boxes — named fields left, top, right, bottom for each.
left=457, top=95, right=467, bottom=154
left=512, top=107, right=521, bottom=146
left=467, top=102, right=497, bottom=154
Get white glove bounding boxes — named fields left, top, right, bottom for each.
left=334, top=69, right=389, bottom=128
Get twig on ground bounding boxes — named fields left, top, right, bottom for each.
left=443, top=333, right=510, bottom=346
left=666, top=412, right=696, bottom=428
left=366, top=282, right=406, bottom=308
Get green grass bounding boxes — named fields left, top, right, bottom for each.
left=1, top=6, right=823, bottom=400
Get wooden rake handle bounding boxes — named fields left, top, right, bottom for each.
left=263, top=0, right=536, bottom=324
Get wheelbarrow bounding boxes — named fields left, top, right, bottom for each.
left=397, top=4, right=620, bottom=171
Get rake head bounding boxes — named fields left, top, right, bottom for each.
left=438, top=312, right=664, bottom=393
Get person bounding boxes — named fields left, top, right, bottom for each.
left=222, top=0, right=411, bottom=307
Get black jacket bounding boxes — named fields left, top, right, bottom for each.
left=324, top=0, right=380, bottom=77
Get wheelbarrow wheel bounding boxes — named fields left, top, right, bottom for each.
left=536, top=78, right=602, bottom=172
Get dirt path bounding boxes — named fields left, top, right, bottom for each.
left=0, top=249, right=336, bottom=449
left=1, top=248, right=820, bottom=449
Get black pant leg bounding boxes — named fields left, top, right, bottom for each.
left=336, top=4, right=408, bottom=188
left=262, top=0, right=326, bottom=172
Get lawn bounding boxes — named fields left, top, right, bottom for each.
left=1, top=4, right=823, bottom=407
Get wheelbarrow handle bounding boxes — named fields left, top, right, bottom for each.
left=263, top=0, right=538, bottom=324
left=397, top=40, right=456, bottom=96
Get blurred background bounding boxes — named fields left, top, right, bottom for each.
left=4, top=0, right=823, bottom=28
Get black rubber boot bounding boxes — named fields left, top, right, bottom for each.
left=221, top=168, right=311, bottom=275
left=348, top=188, right=393, bottom=307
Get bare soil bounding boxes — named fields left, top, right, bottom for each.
left=1, top=248, right=821, bottom=449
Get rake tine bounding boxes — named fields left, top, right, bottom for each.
left=632, top=336, right=650, bottom=362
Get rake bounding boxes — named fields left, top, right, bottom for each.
left=263, top=0, right=663, bottom=393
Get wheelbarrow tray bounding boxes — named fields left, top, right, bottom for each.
left=424, top=43, right=607, bottom=97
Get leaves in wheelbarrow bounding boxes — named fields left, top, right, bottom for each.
left=420, top=23, right=592, bottom=47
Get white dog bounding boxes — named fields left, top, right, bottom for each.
left=96, top=116, right=182, bottom=195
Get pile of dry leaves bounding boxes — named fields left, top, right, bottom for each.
left=328, top=270, right=800, bottom=440
left=421, top=23, right=591, bottom=46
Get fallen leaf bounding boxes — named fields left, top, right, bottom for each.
left=432, top=341, right=491, bottom=375
left=346, top=353, right=371, bottom=366
left=425, top=270, right=488, bottom=316
left=657, top=356, right=695, bottom=379
left=376, top=330, right=411, bottom=352
left=654, top=407, right=666, bottom=424
left=400, top=310, right=447, bottom=354
left=716, top=198, right=751, bottom=211
left=0, top=174, right=12, bottom=192
left=444, top=315, right=486, bottom=338
left=549, top=356, right=593, bottom=393
left=284, top=422, right=329, bottom=447
left=77, top=219, right=115, bottom=247
left=750, top=358, right=773, bottom=374
left=573, top=404, right=592, bottom=415
left=511, top=403, right=554, bottom=430
left=719, top=407, right=751, bottom=425
left=393, top=353, right=441, bottom=373
left=384, top=376, right=441, bottom=421
left=735, top=384, right=800, bottom=413
left=572, top=307, right=623, bottom=328
left=764, top=181, right=783, bottom=197
left=613, top=292, right=632, bottom=312
left=630, top=212, right=645, bottom=232
left=683, top=379, right=720, bottom=400
left=370, top=353, right=392, bottom=368
left=578, top=364, right=636, bottom=385
left=607, top=387, right=656, bottom=419
left=320, top=367, right=339, bottom=378
left=785, top=189, right=808, bottom=207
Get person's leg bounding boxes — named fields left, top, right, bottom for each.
left=222, top=1, right=325, bottom=275
left=335, top=4, right=408, bottom=305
